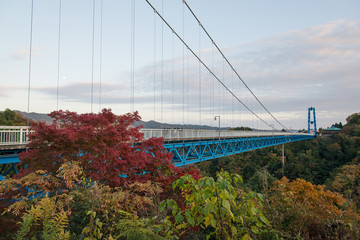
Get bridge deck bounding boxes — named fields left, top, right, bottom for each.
left=0, top=126, right=314, bottom=173
left=1, top=126, right=312, bottom=147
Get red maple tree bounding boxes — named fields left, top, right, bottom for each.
left=18, top=109, right=196, bottom=187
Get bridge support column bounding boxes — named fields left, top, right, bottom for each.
left=308, top=107, right=317, bottom=135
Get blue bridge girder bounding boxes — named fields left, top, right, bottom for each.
left=165, top=134, right=315, bottom=167
left=0, top=126, right=316, bottom=178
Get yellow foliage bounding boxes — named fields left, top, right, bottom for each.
left=15, top=196, right=71, bottom=240
left=56, top=161, right=84, bottom=189
left=269, top=177, right=360, bottom=238
left=273, top=177, right=346, bottom=220
left=99, top=181, right=163, bottom=214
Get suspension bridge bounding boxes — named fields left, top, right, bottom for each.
left=0, top=1, right=317, bottom=177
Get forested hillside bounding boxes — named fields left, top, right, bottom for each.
left=198, top=113, right=360, bottom=183
left=197, top=112, right=360, bottom=238
left=198, top=121, right=360, bottom=186
left=0, top=110, right=359, bottom=239
left=0, top=108, right=29, bottom=126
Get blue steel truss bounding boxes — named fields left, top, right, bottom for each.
left=0, top=134, right=315, bottom=178
left=0, top=155, right=20, bottom=176
left=164, top=134, right=315, bottom=167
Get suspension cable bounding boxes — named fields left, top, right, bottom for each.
left=186, top=45, right=189, bottom=125
left=182, top=0, right=288, bottom=130
left=182, top=1, right=185, bottom=125
left=153, top=10, right=156, bottom=121
left=222, top=57, right=225, bottom=125
left=161, top=0, right=164, bottom=123
left=231, top=70, right=234, bottom=126
left=56, top=0, right=62, bottom=111
left=27, top=0, right=34, bottom=125
left=99, top=0, right=103, bottom=112
left=172, top=31, right=175, bottom=123
left=91, top=0, right=95, bottom=113
left=145, top=0, right=274, bottom=129
left=130, top=0, right=135, bottom=112
left=211, top=43, right=214, bottom=126
left=198, top=22, right=201, bottom=125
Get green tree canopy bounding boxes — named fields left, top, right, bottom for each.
left=0, top=108, right=28, bottom=126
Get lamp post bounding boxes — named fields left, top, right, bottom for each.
left=214, top=116, right=220, bottom=139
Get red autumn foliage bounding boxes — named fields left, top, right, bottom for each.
left=18, top=109, right=199, bottom=187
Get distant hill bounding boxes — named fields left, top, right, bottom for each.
left=15, top=110, right=53, bottom=123
left=133, top=120, right=224, bottom=130
left=13, top=110, right=225, bottom=130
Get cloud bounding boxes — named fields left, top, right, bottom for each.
left=12, top=20, right=359, bottom=128
left=220, top=20, right=360, bottom=126
left=9, top=46, right=42, bottom=60
left=147, top=20, right=359, bottom=128
left=0, top=88, right=9, bottom=97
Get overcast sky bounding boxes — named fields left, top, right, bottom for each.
left=0, top=0, right=359, bottom=130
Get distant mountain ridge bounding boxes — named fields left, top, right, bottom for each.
left=15, top=110, right=53, bottom=123
left=14, top=110, right=225, bottom=130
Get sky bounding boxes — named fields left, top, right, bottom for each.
left=0, top=0, right=359, bottom=130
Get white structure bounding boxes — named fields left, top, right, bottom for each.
left=0, top=126, right=312, bottom=146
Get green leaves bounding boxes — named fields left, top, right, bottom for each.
left=159, top=171, right=269, bottom=239
left=210, top=217, right=217, bottom=228
left=174, top=212, right=183, bottom=224
left=222, top=199, right=231, bottom=211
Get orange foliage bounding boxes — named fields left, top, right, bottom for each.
left=273, top=177, right=347, bottom=220
left=268, top=177, right=360, bottom=239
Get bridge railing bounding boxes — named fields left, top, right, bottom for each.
left=0, top=126, right=312, bottom=146
left=140, top=128, right=311, bottom=140
left=0, top=126, right=30, bottom=145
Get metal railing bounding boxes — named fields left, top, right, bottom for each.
left=0, top=126, right=30, bottom=145
left=0, top=125, right=312, bottom=146
left=140, top=128, right=311, bottom=140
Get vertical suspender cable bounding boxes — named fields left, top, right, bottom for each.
left=130, top=0, right=135, bottom=113
left=182, top=1, right=185, bottom=125
left=239, top=72, right=242, bottom=127
left=186, top=43, right=189, bottom=124
left=232, top=70, right=234, bottom=126
left=239, top=71, right=241, bottom=127
left=56, top=0, right=62, bottom=111
left=91, top=0, right=95, bottom=113
left=198, top=23, right=201, bottom=125
left=182, top=0, right=287, bottom=131
left=218, top=59, right=221, bottom=121
left=172, top=31, right=175, bottom=123
left=27, top=0, right=34, bottom=125
left=130, top=0, right=133, bottom=112
left=99, top=0, right=103, bottom=112
left=252, top=99, right=254, bottom=130
left=144, top=0, right=275, bottom=129
left=161, top=0, right=164, bottom=123
left=222, top=58, right=225, bottom=125
left=211, top=43, right=214, bottom=126
left=153, top=10, right=156, bottom=121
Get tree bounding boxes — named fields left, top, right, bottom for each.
left=334, top=122, right=343, bottom=129
left=229, top=126, right=252, bottom=131
left=1, top=162, right=172, bottom=239
left=18, top=109, right=175, bottom=187
left=0, top=108, right=28, bottom=126
left=267, top=177, right=360, bottom=239
left=330, top=164, right=360, bottom=208
left=160, top=171, right=270, bottom=239
left=342, top=113, right=360, bottom=136
left=346, top=113, right=360, bottom=126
